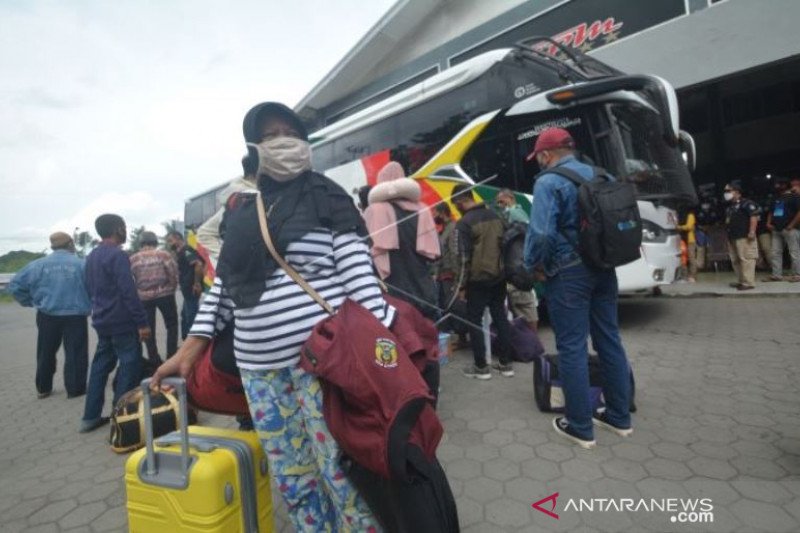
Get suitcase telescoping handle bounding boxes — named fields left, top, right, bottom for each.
left=140, top=377, right=191, bottom=480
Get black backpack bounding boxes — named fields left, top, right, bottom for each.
left=502, top=221, right=537, bottom=291
left=543, top=166, right=642, bottom=270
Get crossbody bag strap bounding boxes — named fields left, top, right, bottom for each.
left=255, top=192, right=335, bottom=316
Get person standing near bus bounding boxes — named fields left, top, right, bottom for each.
left=765, top=178, right=800, bottom=282
left=723, top=183, right=760, bottom=290
left=166, top=231, right=205, bottom=337
left=451, top=183, right=515, bottom=380
left=195, top=156, right=258, bottom=268
left=524, top=127, right=632, bottom=449
left=152, top=101, right=384, bottom=531
left=496, top=188, right=529, bottom=224
left=364, top=161, right=440, bottom=318
left=677, top=207, right=698, bottom=283
left=496, top=189, right=539, bottom=331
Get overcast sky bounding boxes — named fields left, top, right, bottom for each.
left=0, top=0, right=395, bottom=255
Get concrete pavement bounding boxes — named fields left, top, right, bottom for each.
left=1, top=295, right=800, bottom=532
left=660, top=271, right=800, bottom=298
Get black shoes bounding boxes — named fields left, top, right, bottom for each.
left=491, top=362, right=515, bottom=377
left=552, top=417, right=596, bottom=449
left=462, top=364, right=492, bottom=380
left=592, top=408, right=633, bottom=437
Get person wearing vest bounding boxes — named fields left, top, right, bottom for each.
left=451, top=182, right=515, bottom=380
left=524, top=127, right=633, bottom=449
left=364, top=161, right=440, bottom=319
left=724, top=183, right=761, bottom=290
left=765, top=178, right=800, bottom=282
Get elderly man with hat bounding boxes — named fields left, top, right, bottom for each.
left=523, top=127, right=633, bottom=450
left=9, top=232, right=91, bottom=399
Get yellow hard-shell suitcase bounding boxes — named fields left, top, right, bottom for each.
left=125, top=378, right=274, bottom=532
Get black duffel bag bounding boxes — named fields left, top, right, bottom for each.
left=109, top=387, right=197, bottom=454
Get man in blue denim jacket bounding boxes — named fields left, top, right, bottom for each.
left=524, top=128, right=632, bottom=449
left=10, top=232, right=91, bottom=399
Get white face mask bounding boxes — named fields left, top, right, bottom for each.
left=723, top=192, right=734, bottom=202
left=247, top=137, right=311, bottom=182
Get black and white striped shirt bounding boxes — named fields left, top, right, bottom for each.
left=189, top=229, right=396, bottom=370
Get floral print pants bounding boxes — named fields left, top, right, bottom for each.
left=240, top=365, right=379, bottom=532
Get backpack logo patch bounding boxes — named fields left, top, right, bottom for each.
left=374, top=338, right=399, bottom=369
left=616, top=219, right=639, bottom=231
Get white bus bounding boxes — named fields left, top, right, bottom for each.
left=309, top=39, right=697, bottom=293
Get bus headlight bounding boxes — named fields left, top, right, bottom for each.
left=641, top=220, right=668, bottom=243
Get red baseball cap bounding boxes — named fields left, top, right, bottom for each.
left=526, top=127, right=575, bottom=161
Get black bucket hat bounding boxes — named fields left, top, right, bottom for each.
left=242, top=102, right=309, bottom=143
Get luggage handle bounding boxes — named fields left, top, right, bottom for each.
left=140, top=377, right=195, bottom=489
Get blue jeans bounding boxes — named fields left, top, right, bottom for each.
left=180, top=292, right=200, bottom=339
left=546, top=263, right=631, bottom=439
left=82, top=331, right=142, bottom=422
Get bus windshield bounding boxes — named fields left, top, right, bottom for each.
left=607, top=103, right=695, bottom=203
left=464, top=100, right=695, bottom=204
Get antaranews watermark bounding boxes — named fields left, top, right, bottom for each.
left=532, top=492, right=714, bottom=524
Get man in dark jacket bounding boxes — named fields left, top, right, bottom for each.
left=80, top=214, right=151, bottom=433
left=765, top=178, right=800, bottom=282
left=724, top=183, right=761, bottom=290
left=166, top=231, right=205, bottom=338
left=451, top=183, right=514, bottom=380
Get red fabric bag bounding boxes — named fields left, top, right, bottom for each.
left=186, top=334, right=250, bottom=417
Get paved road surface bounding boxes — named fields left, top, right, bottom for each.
left=1, top=296, right=799, bottom=532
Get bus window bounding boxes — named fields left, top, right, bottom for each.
left=335, top=120, right=396, bottom=167
left=395, top=80, right=485, bottom=174
left=512, top=111, right=593, bottom=183
left=312, top=141, right=334, bottom=171
left=461, top=136, right=516, bottom=190
left=185, top=200, right=202, bottom=229
left=202, top=193, right=215, bottom=223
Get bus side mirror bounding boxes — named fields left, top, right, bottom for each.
left=678, top=130, right=696, bottom=172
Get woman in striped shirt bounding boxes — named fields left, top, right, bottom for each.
left=152, top=102, right=391, bottom=532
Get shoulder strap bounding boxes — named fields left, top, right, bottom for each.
left=535, top=168, right=587, bottom=250
left=540, top=166, right=588, bottom=188
left=255, top=192, right=334, bottom=315
left=590, top=166, right=613, bottom=182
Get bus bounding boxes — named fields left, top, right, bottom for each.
left=309, top=39, right=698, bottom=293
